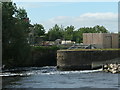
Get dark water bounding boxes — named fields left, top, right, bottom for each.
left=1, top=66, right=120, bottom=88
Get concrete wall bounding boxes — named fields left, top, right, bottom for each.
left=111, top=34, right=119, bottom=48
left=103, top=33, right=119, bottom=48
left=83, top=33, right=119, bottom=49
left=57, top=50, right=120, bottom=70
left=83, top=33, right=104, bottom=48
left=103, top=33, right=112, bottom=48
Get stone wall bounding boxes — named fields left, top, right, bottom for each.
left=57, top=49, right=120, bottom=70
left=31, top=50, right=57, bottom=67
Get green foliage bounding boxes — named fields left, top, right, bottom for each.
left=93, top=25, right=108, bottom=33
left=45, top=24, right=108, bottom=43
left=72, top=31, right=81, bottom=43
left=64, top=25, right=75, bottom=40
left=32, top=46, right=60, bottom=51
left=47, top=24, right=64, bottom=41
left=2, top=2, right=31, bottom=68
left=29, top=24, right=45, bottom=44
left=33, top=24, right=45, bottom=37
left=15, top=8, right=27, bottom=19
left=75, top=25, right=108, bottom=43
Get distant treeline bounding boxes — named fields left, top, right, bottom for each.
left=45, top=24, right=108, bottom=43
left=29, top=23, right=109, bottom=45
left=2, top=2, right=110, bottom=68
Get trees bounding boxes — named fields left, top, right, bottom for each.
left=33, top=24, right=45, bottom=37
left=12, top=8, right=31, bottom=66
left=64, top=25, right=75, bottom=40
left=2, top=2, right=17, bottom=67
left=93, top=25, right=108, bottom=33
left=30, top=24, right=45, bottom=45
left=74, top=25, right=109, bottom=43
left=45, top=24, right=109, bottom=43
left=47, top=24, right=64, bottom=41
left=2, top=2, right=31, bottom=68
left=15, top=8, right=27, bottom=19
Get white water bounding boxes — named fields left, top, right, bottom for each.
left=0, top=66, right=102, bottom=76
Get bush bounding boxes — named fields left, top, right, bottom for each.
left=31, top=46, right=60, bottom=51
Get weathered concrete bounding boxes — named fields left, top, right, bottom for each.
left=57, top=49, right=120, bottom=70
left=83, top=33, right=119, bottom=48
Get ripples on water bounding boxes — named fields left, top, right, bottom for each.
left=1, top=66, right=119, bottom=88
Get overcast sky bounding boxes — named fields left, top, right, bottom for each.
left=13, top=1, right=118, bottom=33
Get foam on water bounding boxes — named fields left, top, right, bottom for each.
left=41, top=69, right=102, bottom=75
left=0, top=66, right=102, bottom=77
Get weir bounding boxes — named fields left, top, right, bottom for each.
left=57, top=49, right=120, bottom=70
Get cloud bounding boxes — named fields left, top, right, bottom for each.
left=39, top=12, right=118, bottom=33
left=15, top=2, right=42, bottom=9
left=78, top=12, right=117, bottom=21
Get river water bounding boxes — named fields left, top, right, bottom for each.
left=1, top=66, right=120, bottom=88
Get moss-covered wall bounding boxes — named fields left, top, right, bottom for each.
left=30, top=46, right=59, bottom=67
left=4, top=46, right=59, bottom=69
left=57, top=49, right=120, bottom=70
left=31, top=49, right=57, bottom=66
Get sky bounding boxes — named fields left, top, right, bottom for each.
left=13, top=1, right=118, bottom=33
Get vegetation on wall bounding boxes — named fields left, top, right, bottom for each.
left=31, top=46, right=60, bottom=51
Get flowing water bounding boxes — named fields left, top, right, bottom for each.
left=1, top=66, right=120, bottom=88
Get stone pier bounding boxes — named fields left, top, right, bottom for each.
left=57, top=49, right=120, bottom=71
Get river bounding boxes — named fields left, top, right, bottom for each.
left=1, top=66, right=120, bottom=88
